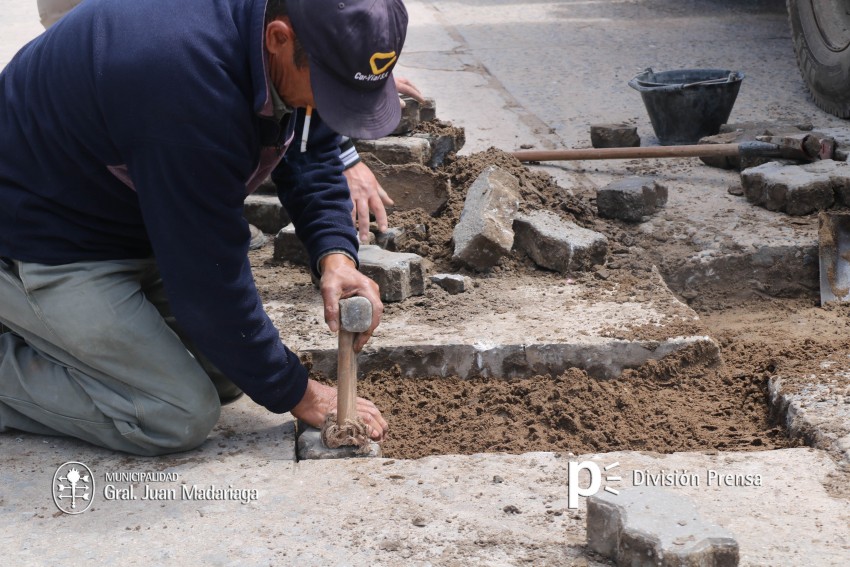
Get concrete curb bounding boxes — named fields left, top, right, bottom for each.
left=587, top=487, right=739, bottom=566
left=303, top=336, right=719, bottom=380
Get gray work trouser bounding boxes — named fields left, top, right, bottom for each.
left=0, top=257, right=228, bottom=456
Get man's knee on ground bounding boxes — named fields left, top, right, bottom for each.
left=131, top=390, right=221, bottom=456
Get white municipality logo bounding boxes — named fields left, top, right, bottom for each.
left=53, top=461, right=95, bottom=514
left=567, top=460, right=621, bottom=509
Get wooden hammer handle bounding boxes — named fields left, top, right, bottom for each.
left=337, top=329, right=357, bottom=424
left=336, top=297, right=372, bottom=425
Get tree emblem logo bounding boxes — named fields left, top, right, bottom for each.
left=53, top=462, right=95, bottom=514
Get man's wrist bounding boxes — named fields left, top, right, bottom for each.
left=317, top=250, right=357, bottom=275
left=339, top=137, right=361, bottom=170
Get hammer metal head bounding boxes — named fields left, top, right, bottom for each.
left=339, top=297, right=372, bottom=333
left=753, top=133, right=834, bottom=162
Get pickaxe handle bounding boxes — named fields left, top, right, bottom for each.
left=511, top=135, right=824, bottom=163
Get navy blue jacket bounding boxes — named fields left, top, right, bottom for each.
left=0, top=0, right=359, bottom=413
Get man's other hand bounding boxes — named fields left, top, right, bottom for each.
left=290, top=379, right=388, bottom=441
left=343, top=162, right=393, bottom=243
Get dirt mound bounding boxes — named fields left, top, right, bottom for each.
left=385, top=148, right=597, bottom=272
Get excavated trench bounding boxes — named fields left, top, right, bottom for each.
left=252, top=147, right=828, bottom=461
left=354, top=343, right=793, bottom=460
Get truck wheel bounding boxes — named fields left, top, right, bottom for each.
left=788, top=0, right=850, bottom=118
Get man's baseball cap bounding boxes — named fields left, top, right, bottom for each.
left=287, top=0, right=408, bottom=140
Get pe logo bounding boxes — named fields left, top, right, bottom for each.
left=568, top=461, right=621, bottom=509
left=53, top=461, right=95, bottom=514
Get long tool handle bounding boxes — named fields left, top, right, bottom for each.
left=337, top=330, right=357, bottom=424
left=511, top=143, right=742, bottom=162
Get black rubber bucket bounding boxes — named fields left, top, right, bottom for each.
left=628, top=68, right=744, bottom=145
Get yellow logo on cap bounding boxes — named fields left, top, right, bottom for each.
left=369, top=51, right=397, bottom=75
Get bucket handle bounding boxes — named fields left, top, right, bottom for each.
left=634, top=68, right=739, bottom=89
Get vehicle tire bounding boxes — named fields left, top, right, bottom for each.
left=788, top=0, right=850, bottom=118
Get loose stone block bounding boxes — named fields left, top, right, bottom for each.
left=419, top=98, right=437, bottom=122
left=413, top=127, right=466, bottom=168
left=253, top=175, right=278, bottom=195
left=273, top=224, right=310, bottom=266
left=700, top=125, right=814, bottom=170
left=361, top=155, right=451, bottom=215
left=358, top=231, right=377, bottom=246
left=590, top=123, right=640, bottom=148
left=587, top=487, right=739, bottom=567
left=513, top=210, right=608, bottom=273
left=596, top=177, right=668, bottom=222
left=354, top=136, right=432, bottom=166
left=374, top=227, right=409, bottom=252
left=430, top=273, right=471, bottom=295
left=391, top=95, right=421, bottom=135
left=741, top=160, right=849, bottom=215
left=243, top=194, right=291, bottom=234
left=452, top=166, right=520, bottom=271
left=296, top=423, right=380, bottom=460
left=698, top=131, right=749, bottom=170
left=719, top=121, right=813, bottom=134
left=248, top=224, right=267, bottom=250
left=358, top=245, right=426, bottom=302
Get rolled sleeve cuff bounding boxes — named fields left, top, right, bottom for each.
left=315, top=248, right=358, bottom=276
left=339, top=144, right=361, bottom=170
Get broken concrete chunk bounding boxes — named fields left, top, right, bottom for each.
left=590, top=123, right=640, bottom=148
left=741, top=160, right=848, bottom=215
left=361, top=155, right=450, bottom=215
left=430, top=273, right=471, bottom=295
left=244, top=194, right=290, bottom=234
left=354, top=136, right=432, bottom=166
left=596, top=177, right=668, bottom=222
left=273, top=224, right=309, bottom=266
left=587, top=487, right=739, bottom=567
left=452, top=166, right=520, bottom=271
left=513, top=210, right=607, bottom=273
left=358, top=245, right=426, bottom=302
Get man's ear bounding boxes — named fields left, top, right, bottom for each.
left=265, top=19, right=295, bottom=54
